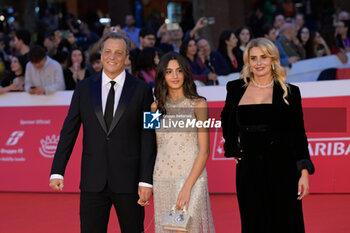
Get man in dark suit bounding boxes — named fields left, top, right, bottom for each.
left=49, top=32, right=156, bottom=233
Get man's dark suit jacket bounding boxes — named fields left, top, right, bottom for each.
left=221, top=79, right=314, bottom=174
left=50, top=72, right=157, bottom=193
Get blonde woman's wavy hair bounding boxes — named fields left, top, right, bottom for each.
left=241, top=37, right=289, bottom=104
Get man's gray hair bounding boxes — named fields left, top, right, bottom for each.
left=101, top=32, right=131, bottom=55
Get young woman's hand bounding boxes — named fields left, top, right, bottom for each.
left=176, top=185, right=192, bottom=210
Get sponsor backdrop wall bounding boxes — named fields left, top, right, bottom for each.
left=0, top=80, right=349, bottom=193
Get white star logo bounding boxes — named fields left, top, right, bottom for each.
left=150, top=110, right=161, bottom=122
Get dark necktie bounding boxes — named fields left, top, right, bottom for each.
left=104, top=81, right=116, bottom=131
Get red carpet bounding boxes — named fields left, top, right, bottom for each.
left=0, top=193, right=349, bottom=233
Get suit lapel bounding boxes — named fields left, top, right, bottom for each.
left=107, top=73, right=137, bottom=135
left=90, top=74, right=108, bottom=134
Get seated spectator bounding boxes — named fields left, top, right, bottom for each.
left=217, top=30, right=243, bottom=74
left=197, top=38, right=229, bottom=84
left=134, top=47, right=162, bottom=87
left=264, top=24, right=298, bottom=66
left=64, top=48, right=90, bottom=90
left=273, top=14, right=286, bottom=36
left=129, top=27, right=156, bottom=74
left=235, top=25, right=253, bottom=53
left=180, top=38, right=211, bottom=85
left=276, top=23, right=306, bottom=60
left=335, top=20, right=350, bottom=52
left=294, top=13, right=305, bottom=31
left=24, top=45, right=65, bottom=95
left=0, top=56, right=26, bottom=94
left=314, top=31, right=331, bottom=57
left=297, top=26, right=316, bottom=58
left=262, top=24, right=277, bottom=42
left=89, top=52, right=102, bottom=74
left=123, top=14, right=141, bottom=48
left=323, top=26, right=348, bottom=64
left=14, top=29, right=31, bottom=57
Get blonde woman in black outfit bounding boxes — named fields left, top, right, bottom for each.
left=221, top=38, right=314, bottom=233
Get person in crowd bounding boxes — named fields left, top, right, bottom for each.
left=263, top=24, right=297, bottom=67
left=322, top=24, right=348, bottom=64
left=262, top=24, right=277, bottom=42
left=169, top=26, right=184, bottom=53
left=273, top=14, right=286, bottom=36
left=283, top=0, right=295, bottom=18
left=276, top=23, right=306, bottom=60
left=248, top=4, right=268, bottom=37
left=338, top=11, right=350, bottom=21
left=335, top=20, right=350, bottom=52
left=43, top=30, right=75, bottom=69
left=49, top=32, right=156, bottom=233
left=197, top=38, right=229, bottom=83
left=235, top=25, right=253, bottom=53
left=64, top=48, right=90, bottom=90
left=0, top=56, right=26, bottom=94
left=294, top=13, right=305, bottom=31
left=41, top=8, right=59, bottom=32
left=135, top=47, right=162, bottom=87
left=180, top=38, right=212, bottom=85
left=129, top=27, right=156, bottom=74
left=152, top=52, right=215, bottom=232
left=79, top=21, right=100, bottom=50
left=185, top=17, right=209, bottom=40
left=24, top=45, right=65, bottom=95
left=217, top=30, right=243, bottom=74
left=221, top=38, right=314, bottom=233
left=297, top=26, right=315, bottom=58
left=14, top=29, right=31, bottom=57
left=313, top=31, right=331, bottom=57
left=88, top=52, right=102, bottom=74
left=123, top=14, right=141, bottom=48
left=156, top=23, right=174, bottom=53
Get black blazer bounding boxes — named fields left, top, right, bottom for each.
left=50, top=72, right=157, bottom=193
left=221, top=79, right=314, bottom=174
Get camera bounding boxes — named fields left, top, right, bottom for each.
left=203, top=17, right=215, bottom=25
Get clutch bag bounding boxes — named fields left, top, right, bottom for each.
left=161, top=206, right=191, bottom=231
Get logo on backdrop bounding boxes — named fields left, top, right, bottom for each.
left=308, top=137, right=350, bottom=156
left=39, top=135, right=60, bottom=158
left=6, top=131, right=25, bottom=146
left=143, top=110, right=161, bottom=129
left=143, top=110, right=222, bottom=130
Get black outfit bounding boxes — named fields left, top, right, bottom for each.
left=221, top=79, right=314, bottom=233
left=50, top=72, right=157, bottom=233
left=63, top=68, right=91, bottom=90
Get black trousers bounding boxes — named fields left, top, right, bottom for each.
left=80, top=186, right=144, bottom=233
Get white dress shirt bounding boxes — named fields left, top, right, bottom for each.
left=50, top=70, right=152, bottom=188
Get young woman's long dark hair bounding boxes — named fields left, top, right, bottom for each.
left=154, top=52, right=202, bottom=115
left=297, top=27, right=316, bottom=58
left=218, top=30, right=234, bottom=55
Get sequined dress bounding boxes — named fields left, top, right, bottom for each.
left=153, top=97, right=216, bottom=233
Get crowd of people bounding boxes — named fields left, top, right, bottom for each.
left=0, top=2, right=324, bottom=233
left=1, top=3, right=349, bottom=95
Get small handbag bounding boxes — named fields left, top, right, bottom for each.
left=161, top=206, right=191, bottom=231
